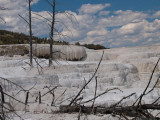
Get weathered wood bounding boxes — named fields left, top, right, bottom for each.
left=39, top=91, right=41, bottom=104
left=29, top=0, right=33, bottom=67
left=25, top=92, right=29, bottom=105
left=0, top=85, right=5, bottom=103
left=60, top=105, right=160, bottom=117
left=49, top=0, right=56, bottom=66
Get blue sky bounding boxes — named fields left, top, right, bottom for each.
left=0, top=0, right=160, bottom=48
left=32, top=0, right=160, bottom=12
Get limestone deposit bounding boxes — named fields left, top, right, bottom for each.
left=0, top=44, right=160, bottom=120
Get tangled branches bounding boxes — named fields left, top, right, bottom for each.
left=60, top=56, right=160, bottom=120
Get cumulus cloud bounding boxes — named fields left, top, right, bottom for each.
left=153, top=11, right=160, bottom=18
left=0, top=0, right=40, bottom=34
left=98, top=10, right=148, bottom=27
left=78, top=3, right=110, bottom=14
left=118, top=22, right=143, bottom=35
left=99, top=11, right=110, bottom=16
left=1, top=1, right=160, bottom=48
left=108, top=19, right=160, bottom=47
left=87, top=29, right=108, bottom=37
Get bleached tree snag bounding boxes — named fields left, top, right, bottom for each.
left=29, top=0, right=33, bottom=67
left=18, top=0, right=33, bottom=67
left=49, top=0, right=56, bottom=66
left=32, top=0, right=77, bottom=66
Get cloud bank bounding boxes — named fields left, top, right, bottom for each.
left=0, top=1, right=160, bottom=48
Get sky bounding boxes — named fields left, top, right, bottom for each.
left=0, top=0, right=160, bottom=48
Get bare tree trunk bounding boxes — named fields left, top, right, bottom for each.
left=29, top=0, right=33, bottom=67
left=49, top=0, right=56, bottom=66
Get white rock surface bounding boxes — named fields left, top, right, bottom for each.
left=0, top=44, right=160, bottom=119
left=0, top=44, right=87, bottom=61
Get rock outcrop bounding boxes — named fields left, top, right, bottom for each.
left=0, top=44, right=87, bottom=61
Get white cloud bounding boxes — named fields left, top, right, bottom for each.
left=153, top=11, right=160, bottom=18
left=99, top=11, right=110, bottom=16
left=108, top=19, right=160, bottom=47
left=78, top=3, right=110, bottom=14
left=118, top=19, right=160, bottom=35
left=87, top=29, right=108, bottom=36
left=98, top=10, right=148, bottom=27
left=1, top=1, right=160, bottom=48
left=0, top=0, right=40, bottom=35
left=118, top=22, right=143, bottom=35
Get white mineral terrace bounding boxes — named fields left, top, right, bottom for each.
left=0, top=44, right=160, bottom=120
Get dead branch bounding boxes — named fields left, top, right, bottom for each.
left=78, top=106, right=82, bottom=120
left=25, top=92, right=29, bottom=105
left=39, top=91, right=41, bottom=104
left=33, top=57, right=43, bottom=75
left=81, top=88, right=122, bottom=104
left=152, top=96, right=160, bottom=104
left=137, top=58, right=160, bottom=106
left=2, top=105, right=25, bottom=120
left=60, top=104, right=160, bottom=117
left=68, top=51, right=104, bottom=106
left=91, top=76, right=98, bottom=113
left=0, top=77, right=25, bottom=91
left=0, top=85, right=5, bottom=103
left=3, top=92, right=25, bottom=105
left=145, top=75, right=160, bottom=95
left=110, top=93, right=136, bottom=108
left=42, top=86, right=57, bottom=98
left=54, top=89, right=67, bottom=104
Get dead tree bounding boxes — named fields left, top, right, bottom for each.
left=32, top=0, right=77, bottom=67
left=29, top=0, right=33, bottom=67
left=49, top=0, right=56, bottom=66
left=19, top=0, right=33, bottom=67
left=0, top=77, right=33, bottom=120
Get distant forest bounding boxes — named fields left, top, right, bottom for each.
left=0, top=30, right=107, bottom=50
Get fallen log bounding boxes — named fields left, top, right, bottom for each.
left=60, top=104, right=160, bottom=118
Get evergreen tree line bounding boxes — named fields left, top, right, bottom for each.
left=0, top=29, right=108, bottom=49
left=75, top=42, right=108, bottom=50
left=0, top=30, right=69, bottom=45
